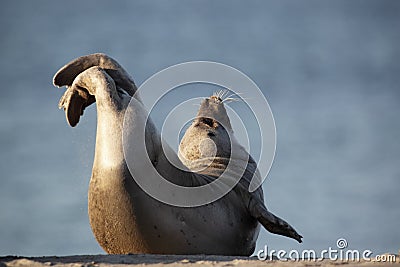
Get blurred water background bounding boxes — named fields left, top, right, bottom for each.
left=0, top=0, right=399, bottom=257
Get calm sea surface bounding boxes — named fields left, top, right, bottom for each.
left=0, top=0, right=399, bottom=256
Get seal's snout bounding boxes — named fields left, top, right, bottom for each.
left=209, top=95, right=223, bottom=103
left=196, top=95, right=232, bottom=132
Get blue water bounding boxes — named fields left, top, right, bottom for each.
left=0, top=0, right=399, bottom=257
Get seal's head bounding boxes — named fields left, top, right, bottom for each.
left=178, top=93, right=239, bottom=170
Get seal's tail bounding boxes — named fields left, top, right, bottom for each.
left=249, top=197, right=303, bottom=243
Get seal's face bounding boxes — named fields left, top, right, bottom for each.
left=178, top=95, right=233, bottom=166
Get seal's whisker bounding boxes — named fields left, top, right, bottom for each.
left=222, top=95, right=254, bottom=103
left=225, top=92, right=244, bottom=99
left=213, top=89, right=230, bottom=101
left=222, top=97, right=241, bottom=103
left=221, top=90, right=229, bottom=99
left=213, top=90, right=221, bottom=99
left=221, top=92, right=247, bottom=103
left=220, top=89, right=228, bottom=99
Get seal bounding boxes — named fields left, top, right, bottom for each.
left=53, top=53, right=302, bottom=255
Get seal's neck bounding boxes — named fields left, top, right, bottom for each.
left=93, top=108, right=126, bottom=171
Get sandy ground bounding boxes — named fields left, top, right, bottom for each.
left=0, top=254, right=398, bottom=267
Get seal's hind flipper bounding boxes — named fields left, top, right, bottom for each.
left=249, top=197, right=303, bottom=243
left=53, top=53, right=139, bottom=127
left=57, top=66, right=123, bottom=127
left=53, top=53, right=137, bottom=97
left=58, top=85, right=95, bottom=127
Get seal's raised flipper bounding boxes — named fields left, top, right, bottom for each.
left=54, top=54, right=136, bottom=127
left=58, top=66, right=123, bottom=127
left=248, top=197, right=303, bottom=243
left=53, top=53, right=137, bottom=97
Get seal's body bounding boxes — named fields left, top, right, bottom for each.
left=53, top=54, right=302, bottom=255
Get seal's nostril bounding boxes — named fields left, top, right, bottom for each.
left=200, top=117, right=214, bottom=127
left=207, top=132, right=215, bottom=137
